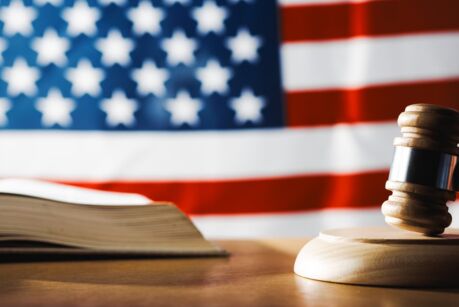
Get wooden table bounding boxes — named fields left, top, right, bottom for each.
left=1, top=239, right=459, bottom=306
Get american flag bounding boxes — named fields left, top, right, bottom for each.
left=0, top=0, right=459, bottom=237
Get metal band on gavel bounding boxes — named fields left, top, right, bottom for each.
left=382, top=104, right=459, bottom=236
left=389, top=147, right=458, bottom=191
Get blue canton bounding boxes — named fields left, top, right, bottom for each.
left=0, top=0, right=284, bottom=130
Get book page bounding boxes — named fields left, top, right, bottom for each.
left=0, top=178, right=151, bottom=206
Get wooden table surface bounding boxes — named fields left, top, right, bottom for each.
left=1, top=239, right=459, bottom=306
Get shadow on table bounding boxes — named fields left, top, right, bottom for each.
left=0, top=241, right=294, bottom=288
left=0, top=240, right=228, bottom=263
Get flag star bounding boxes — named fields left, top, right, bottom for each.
left=100, top=91, right=138, bottom=127
left=128, top=1, right=164, bottom=35
left=0, top=1, right=37, bottom=36
left=165, top=91, right=202, bottom=127
left=32, top=29, right=69, bottom=66
left=99, top=0, right=126, bottom=5
left=36, top=89, right=75, bottom=127
left=2, top=58, right=40, bottom=96
left=226, top=29, right=262, bottom=63
left=96, top=30, right=134, bottom=66
left=0, top=39, right=6, bottom=63
left=229, top=89, right=265, bottom=124
left=63, top=1, right=100, bottom=36
left=196, top=59, right=232, bottom=95
left=192, top=1, right=227, bottom=35
left=0, top=98, right=11, bottom=126
left=132, top=61, right=169, bottom=96
left=66, top=60, right=104, bottom=96
left=35, top=0, right=63, bottom=6
left=161, top=30, right=197, bottom=65
left=164, top=0, right=190, bottom=5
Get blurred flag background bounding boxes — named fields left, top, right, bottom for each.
left=0, top=0, right=459, bottom=237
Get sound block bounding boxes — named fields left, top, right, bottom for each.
left=294, top=227, right=459, bottom=287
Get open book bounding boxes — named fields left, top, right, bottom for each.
left=0, top=179, right=225, bottom=256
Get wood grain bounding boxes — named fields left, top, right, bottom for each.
left=1, top=239, right=459, bottom=306
left=295, top=227, right=459, bottom=287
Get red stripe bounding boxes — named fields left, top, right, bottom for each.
left=281, top=0, right=459, bottom=42
left=59, top=171, right=389, bottom=215
left=286, top=79, right=459, bottom=127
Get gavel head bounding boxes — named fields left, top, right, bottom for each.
left=382, top=104, right=459, bottom=236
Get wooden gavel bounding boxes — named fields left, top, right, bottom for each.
left=382, top=104, right=459, bottom=236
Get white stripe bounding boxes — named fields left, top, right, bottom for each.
left=193, top=204, right=459, bottom=238
left=193, top=208, right=385, bottom=238
left=279, top=0, right=373, bottom=6
left=0, top=123, right=397, bottom=180
left=282, top=32, right=459, bottom=91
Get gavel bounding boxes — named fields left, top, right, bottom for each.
left=382, top=104, right=459, bottom=236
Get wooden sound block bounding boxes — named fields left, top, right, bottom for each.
left=294, top=227, right=459, bottom=287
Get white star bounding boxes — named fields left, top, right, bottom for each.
left=230, top=89, right=265, bottom=124
left=0, top=39, right=6, bottom=63
left=0, top=98, right=11, bottom=126
left=100, top=91, right=138, bottom=127
left=128, top=1, right=164, bottom=35
left=226, top=29, right=262, bottom=63
left=34, top=0, right=63, bottom=6
left=132, top=61, right=168, bottom=96
left=63, top=1, right=100, bottom=36
left=96, top=30, right=134, bottom=66
left=36, top=89, right=75, bottom=127
left=192, top=1, right=227, bottom=35
left=99, top=0, right=126, bottom=5
left=0, top=1, right=37, bottom=36
left=196, top=59, right=232, bottom=95
left=32, top=29, right=69, bottom=66
left=164, top=0, right=190, bottom=5
left=2, top=58, right=40, bottom=96
left=161, top=30, right=197, bottom=65
left=66, top=60, right=104, bottom=96
left=164, top=91, right=202, bottom=126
